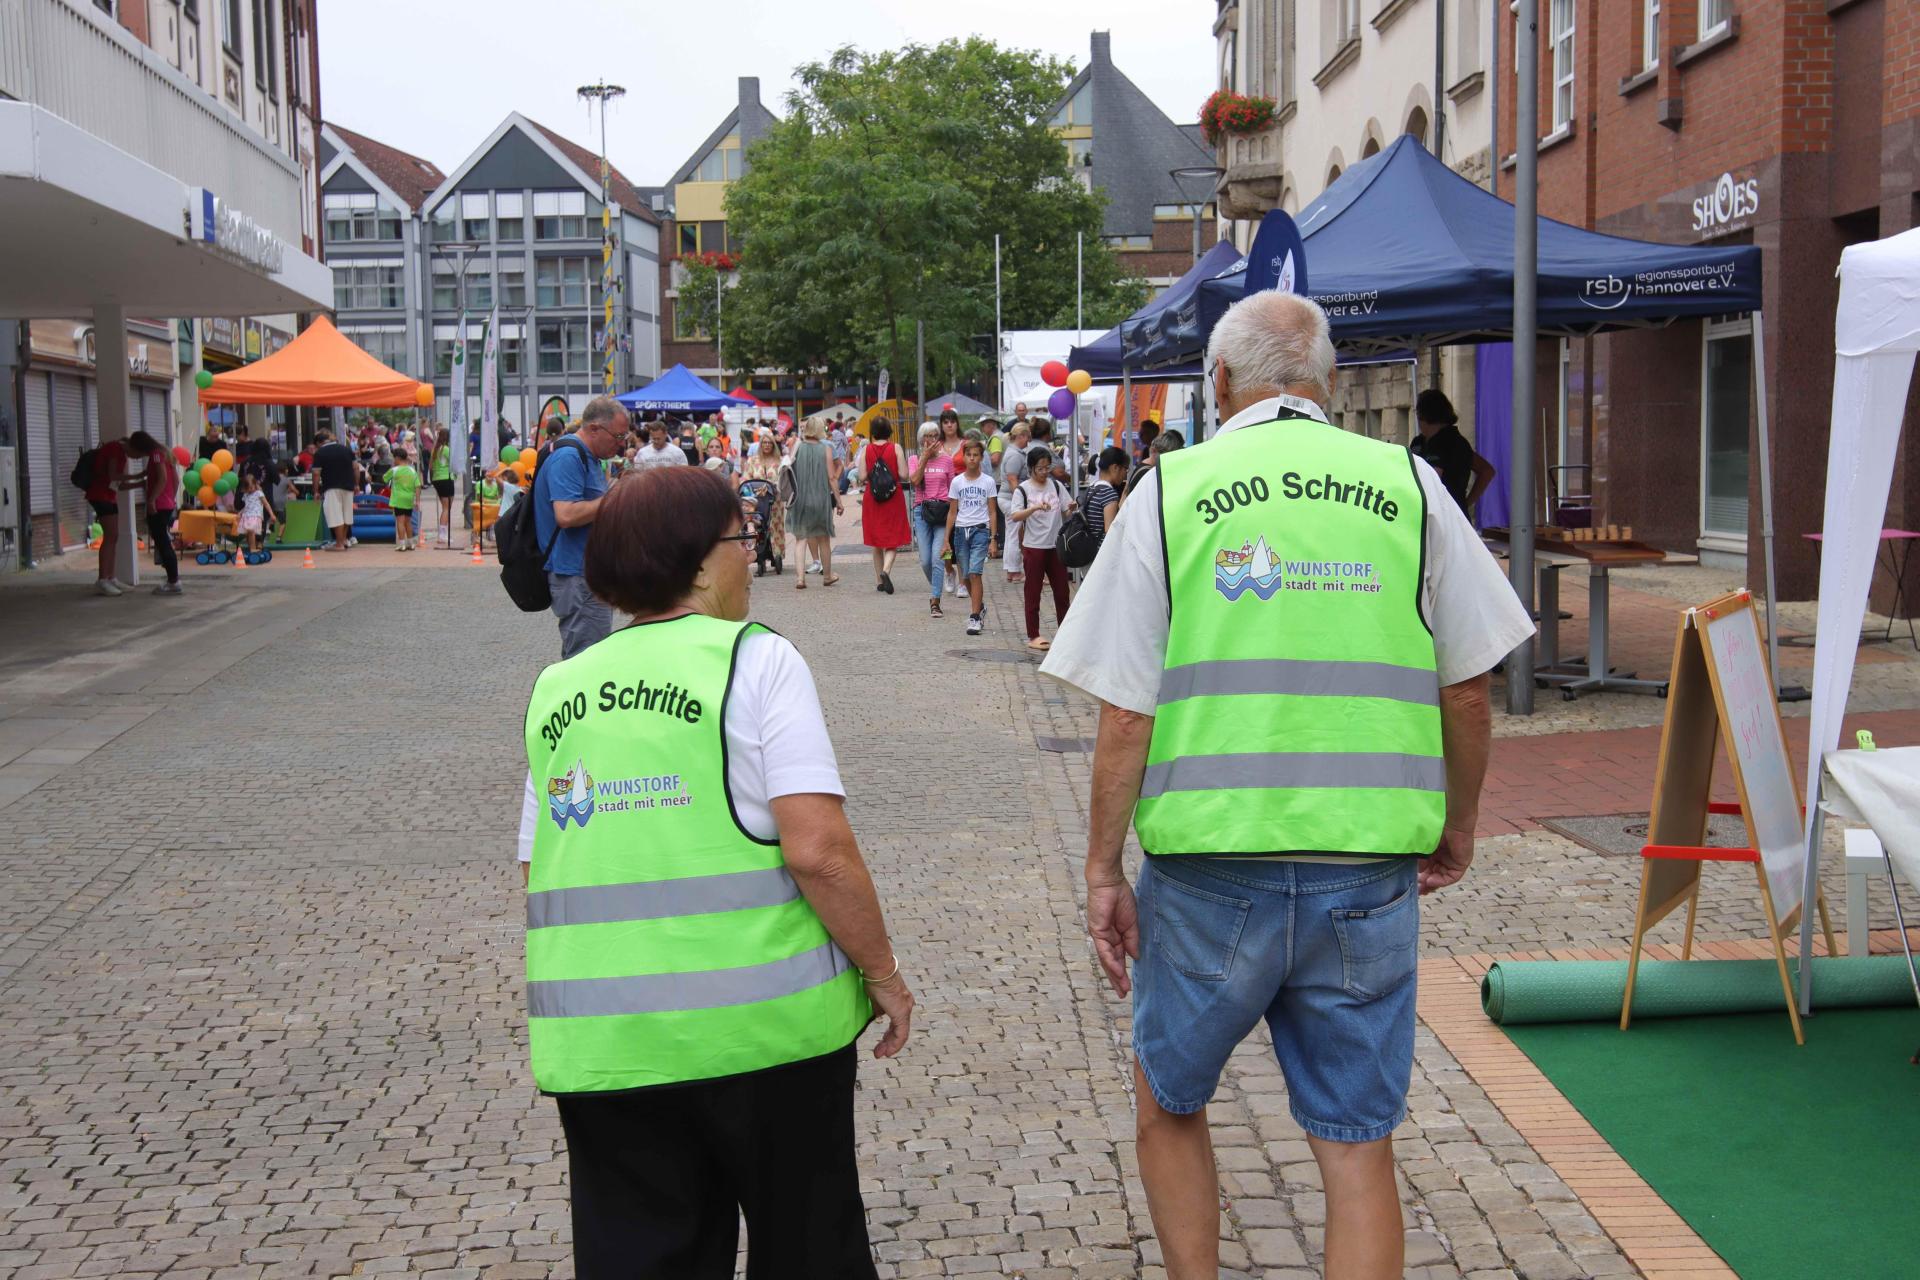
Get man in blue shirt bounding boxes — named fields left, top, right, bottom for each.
left=534, top=396, right=628, bottom=657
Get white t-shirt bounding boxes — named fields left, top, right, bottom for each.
left=518, top=630, right=843, bottom=860
left=632, top=442, right=689, bottom=471
left=949, top=471, right=997, bottom=528
left=1040, top=395, right=1534, bottom=717
left=1015, top=476, right=1070, bottom=548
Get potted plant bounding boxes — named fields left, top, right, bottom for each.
left=1200, top=90, right=1278, bottom=147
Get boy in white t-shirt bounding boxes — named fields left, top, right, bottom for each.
left=944, top=438, right=998, bottom=636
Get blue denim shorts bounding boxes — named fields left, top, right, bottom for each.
left=951, top=523, right=991, bottom=577
left=1132, top=856, right=1419, bottom=1143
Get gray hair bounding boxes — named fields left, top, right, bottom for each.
left=1205, top=292, right=1336, bottom=403
left=916, top=422, right=940, bottom=446
left=580, top=395, right=626, bottom=428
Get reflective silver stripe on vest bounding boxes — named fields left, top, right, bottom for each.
left=526, top=866, right=799, bottom=931
left=527, top=940, right=849, bottom=1018
left=1157, top=659, right=1439, bottom=708
left=1139, top=752, right=1447, bottom=799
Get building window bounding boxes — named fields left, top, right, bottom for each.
left=249, top=0, right=274, bottom=97
left=1154, top=203, right=1215, bottom=220
left=1700, top=316, right=1752, bottom=543
left=533, top=191, right=590, bottom=239
left=323, top=192, right=402, bottom=242
left=1698, top=0, right=1729, bottom=40
left=432, top=263, right=459, bottom=312
left=500, top=266, right=526, bottom=308
left=221, top=0, right=240, bottom=55
left=695, top=143, right=742, bottom=183
left=1051, top=84, right=1093, bottom=128
left=461, top=193, right=491, bottom=243
left=500, top=336, right=522, bottom=377
left=430, top=204, right=457, bottom=243
left=465, top=269, right=492, bottom=311
left=1246, top=0, right=1277, bottom=99
left=678, top=223, right=701, bottom=256
left=672, top=300, right=709, bottom=342
left=496, top=192, right=524, bottom=242
left=1065, top=137, right=1092, bottom=169
left=332, top=264, right=403, bottom=311
left=537, top=321, right=591, bottom=375
left=343, top=329, right=408, bottom=370
left=536, top=257, right=594, bottom=309
left=1103, top=234, right=1152, bottom=250
left=1281, top=0, right=1298, bottom=103
left=1643, top=0, right=1660, bottom=68
left=1220, top=29, right=1237, bottom=92
left=1550, top=0, right=1575, bottom=131
left=434, top=335, right=484, bottom=378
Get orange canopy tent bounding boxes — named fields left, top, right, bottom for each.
left=198, top=316, right=432, bottom=408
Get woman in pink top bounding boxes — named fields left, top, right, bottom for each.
left=907, top=422, right=959, bottom=618
left=126, top=431, right=183, bottom=595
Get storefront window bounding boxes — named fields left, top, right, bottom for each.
left=1700, top=317, right=1752, bottom=543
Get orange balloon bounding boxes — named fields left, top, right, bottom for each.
left=415, top=384, right=435, bottom=407
left=211, top=448, right=234, bottom=473
left=197, top=485, right=216, bottom=507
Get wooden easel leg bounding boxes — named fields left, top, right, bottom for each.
left=1815, top=888, right=1837, bottom=957
left=1682, top=883, right=1702, bottom=961
left=1622, top=868, right=1655, bottom=1031
left=1757, top=866, right=1806, bottom=1045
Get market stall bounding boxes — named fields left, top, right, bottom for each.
left=615, top=364, right=736, bottom=416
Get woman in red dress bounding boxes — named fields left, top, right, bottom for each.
left=860, top=418, right=911, bottom=593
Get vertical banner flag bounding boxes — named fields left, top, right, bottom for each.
left=479, top=304, right=501, bottom=472
left=877, top=369, right=890, bottom=406
left=447, top=311, right=469, bottom=457
left=601, top=160, right=618, bottom=392
left=1240, top=208, right=1310, bottom=299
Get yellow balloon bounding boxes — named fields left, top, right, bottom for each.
left=1065, top=369, right=1092, bottom=396
left=211, top=448, right=235, bottom=473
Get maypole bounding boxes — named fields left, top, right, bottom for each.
left=577, top=81, right=627, bottom=395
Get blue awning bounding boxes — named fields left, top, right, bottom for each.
left=1067, top=241, right=1244, bottom=382
left=1129, top=136, right=1763, bottom=367
left=616, top=364, right=736, bottom=413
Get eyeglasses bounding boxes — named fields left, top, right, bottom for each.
left=718, top=529, right=758, bottom=549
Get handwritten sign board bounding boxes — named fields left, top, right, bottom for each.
left=1699, top=599, right=1806, bottom=917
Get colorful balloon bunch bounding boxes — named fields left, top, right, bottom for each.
left=188, top=447, right=238, bottom=508
left=494, top=443, right=538, bottom=486
left=1041, top=360, right=1094, bottom=420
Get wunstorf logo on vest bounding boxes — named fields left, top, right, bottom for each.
left=547, top=758, right=694, bottom=830
left=1215, top=536, right=1383, bottom=602
left=547, top=761, right=596, bottom=831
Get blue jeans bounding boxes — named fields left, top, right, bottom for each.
left=1132, top=856, right=1419, bottom=1142
left=951, top=524, right=991, bottom=577
left=910, top=501, right=947, bottom=598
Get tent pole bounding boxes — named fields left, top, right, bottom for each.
left=995, top=235, right=1004, bottom=411
left=1122, top=367, right=1132, bottom=452
left=1753, top=309, right=1786, bottom=694
left=1508, top=0, right=1539, bottom=716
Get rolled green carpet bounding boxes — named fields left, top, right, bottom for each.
left=1480, top=956, right=1919, bottom=1024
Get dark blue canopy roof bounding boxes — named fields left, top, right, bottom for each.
left=1129, top=135, right=1764, bottom=367
left=616, top=364, right=735, bottom=413
left=1067, top=240, right=1243, bottom=383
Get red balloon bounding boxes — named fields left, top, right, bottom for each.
left=1040, top=360, right=1069, bottom=388
left=171, top=445, right=192, bottom=466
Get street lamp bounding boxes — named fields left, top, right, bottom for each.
left=1169, top=165, right=1225, bottom=267
left=427, top=239, right=479, bottom=550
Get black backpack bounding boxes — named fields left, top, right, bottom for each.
left=496, top=436, right=590, bottom=612
left=70, top=448, right=99, bottom=492
left=866, top=448, right=898, bottom=504
left=1058, top=503, right=1100, bottom=569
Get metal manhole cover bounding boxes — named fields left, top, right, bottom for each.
left=947, top=648, right=1037, bottom=664
left=1539, top=812, right=1749, bottom=858
left=1035, top=736, right=1098, bottom=753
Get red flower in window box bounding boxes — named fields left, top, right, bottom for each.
left=1199, top=90, right=1277, bottom=147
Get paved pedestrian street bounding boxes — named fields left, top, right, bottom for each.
left=2, top=536, right=1916, bottom=1280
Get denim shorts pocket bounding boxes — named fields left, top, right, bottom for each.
left=1149, top=868, right=1252, bottom=983
left=1329, top=884, right=1418, bottom=1000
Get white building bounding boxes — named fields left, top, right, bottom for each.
left=0, top=0, right=331, bottom=570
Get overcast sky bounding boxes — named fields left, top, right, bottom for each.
left=319, top=0, right=1216, bottom=189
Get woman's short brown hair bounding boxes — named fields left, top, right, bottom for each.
left=585, top=468, right=739, bottom=616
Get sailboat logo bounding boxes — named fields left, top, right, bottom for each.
left=547, top=760, right=595, bottom=831
left=1214, top=535, right=1285, bottom=601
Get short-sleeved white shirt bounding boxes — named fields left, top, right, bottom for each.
left=519, top=630, right=843, bottom=860
left=1040, top=395, right=1535, bottom=716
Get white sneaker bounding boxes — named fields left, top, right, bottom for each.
left=809, top=560, right=823, bottom=574
left=94, top=578, right=123, bottom=596
left=347, top=537, right=359, bottom=548
left=152, top=582, right=183, bottom=595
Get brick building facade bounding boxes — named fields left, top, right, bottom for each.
left=1497, top=0, right=1918, bottom=603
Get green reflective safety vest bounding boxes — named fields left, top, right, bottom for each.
left=522, top=613, right=870, bottom=1094
left=1135, top=412, right=1445, bottom=857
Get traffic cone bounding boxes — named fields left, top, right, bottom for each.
left=301, top=546, right=315, bottom=569
left=470, top=537, right=485, bottom=565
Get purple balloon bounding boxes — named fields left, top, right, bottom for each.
left=1047, top=387, right=1077, bottom=419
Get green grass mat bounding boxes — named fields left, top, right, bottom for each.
left=1482, top=957, right=1920, bottom=1024
left=1504, top=1009, right=1920, bottom=1280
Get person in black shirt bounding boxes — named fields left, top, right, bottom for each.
left=310, top=429, right=364, bottom=551
left=1409, top=389, right=1495, bottom=517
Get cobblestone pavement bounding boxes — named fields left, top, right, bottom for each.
left=11, top=529, right=1899, bottom=1279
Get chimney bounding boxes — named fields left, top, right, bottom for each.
left=1090, top=31, right=1111, bottom=65
left=738, top=77, right=760, bottom=109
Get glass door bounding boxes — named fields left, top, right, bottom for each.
left=1700, top=316, right=1752, bottom=547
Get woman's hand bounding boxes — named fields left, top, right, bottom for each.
left=866, top=971, right=914, bottom=1058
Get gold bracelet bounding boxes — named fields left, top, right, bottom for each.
left=860, top=953, right=900, bottom=985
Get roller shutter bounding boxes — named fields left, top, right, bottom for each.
left=51, top=374, right=90, bottom=549
left=25, top=373, right=52, bottom=519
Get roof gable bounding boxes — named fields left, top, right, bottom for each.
left=671, top=108, right=742, bottom=187
left=1085, top=59, right=1215, bottom=238
left=322, top=122, right=445, bottom=212
left=424, top=114, right=658, bottom=224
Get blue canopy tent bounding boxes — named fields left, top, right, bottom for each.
left=1126, top=135, right=1762, bottom=366
left=616, top=364, right=736, bottom=414
left=1067, top=240, right=1243, bottom=383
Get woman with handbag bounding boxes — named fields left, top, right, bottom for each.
left=859, top=418, right=910, bottom=593
left=906, top=423, right=956, bottom=618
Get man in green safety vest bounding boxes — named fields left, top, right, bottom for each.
left=1042, top=291, right=1532, bottom=1280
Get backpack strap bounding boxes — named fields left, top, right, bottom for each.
left=534, top=435, right=594, bottom=565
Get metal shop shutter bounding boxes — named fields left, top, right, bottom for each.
left=51, top=373, right=89, bottom=549
left=25, top=372, right=52, bottom=518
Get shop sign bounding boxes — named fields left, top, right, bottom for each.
left=244, top=321, right=262, bottom=360
left=261, top=325, right=290, bottom=356
left=1691, top=172, right=1761, bottom=238
left=29, top=322, right=155, bottom=375
left=187, top=189, right=286, bottom=275
left=203, top=316, right=241, bottom=356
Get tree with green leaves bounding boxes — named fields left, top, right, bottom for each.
left=719, top=39, right=1149, bottom=397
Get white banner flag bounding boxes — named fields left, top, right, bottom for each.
left=479, top=305, right=500, bottom=472
left=447, top=311, right=468, bottom=470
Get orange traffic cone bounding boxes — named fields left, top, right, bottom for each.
left=234, top=546, right=247, bottom=570
left=301, top=546, right=315, bottom=569
left=470, top=537, right=485, bottom=565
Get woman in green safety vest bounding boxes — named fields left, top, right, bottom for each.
left=519, top=465, right=913, bottom=1279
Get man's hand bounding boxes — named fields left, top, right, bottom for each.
left=865, top=972, right=913, bottom=1058
left=1087, top=878, right=1140, bottom=996
left=1419, top=824, right=1475, bottom=894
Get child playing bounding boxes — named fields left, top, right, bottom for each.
left=386, top=446, right=421, bottom=551
left=944, top=438, right=999, bottom=636
left=235, top=470, right=280, bottom=558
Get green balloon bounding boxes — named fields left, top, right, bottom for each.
left=500, top=445, right=520, bottom=464
left=194, top=369, right=214, bottom=390
left=214, top=473, right=237, bottom=495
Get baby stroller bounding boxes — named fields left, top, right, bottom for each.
left=737, top=478, right=782, bottom=576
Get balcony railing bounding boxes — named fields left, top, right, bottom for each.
left=0, top=0, right=303, bottom=243
left=1219, top=118, right=1286, bottom=221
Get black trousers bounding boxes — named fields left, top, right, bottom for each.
left=146, top=510, right=178, bottom=584
left=555, top=1044, right=877, bottom=1280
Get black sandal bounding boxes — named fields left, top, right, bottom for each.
left=930, top=600, right=943, bottom=619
